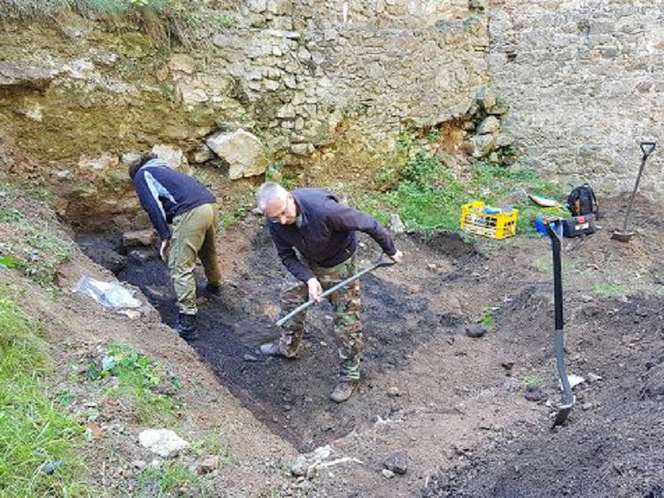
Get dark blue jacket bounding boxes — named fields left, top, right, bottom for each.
left=133, top=159, right=216, bottom=241
left=268, top=188, right=396, bottom=282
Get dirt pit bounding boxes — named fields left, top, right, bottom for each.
left=76, top=195, right=664, bottom=497
left=78, top=228, right=478, bottom=452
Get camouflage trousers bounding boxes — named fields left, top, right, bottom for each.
left=168, top=203, right=222, bottom=315
left=278, top=256, right=363, bottom=381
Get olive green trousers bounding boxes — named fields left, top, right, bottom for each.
left=168, top=203, right=222, bottom=315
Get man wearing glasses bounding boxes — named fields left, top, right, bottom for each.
left=256, top=182, right=403, bottom=403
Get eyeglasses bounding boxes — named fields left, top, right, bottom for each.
left=267, top=196, right=292, bottom=222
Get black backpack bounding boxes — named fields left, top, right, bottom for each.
left=567, top=183, right=599, bottom=219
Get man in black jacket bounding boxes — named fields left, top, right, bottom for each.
left=129, top=152, right=222, bottom=341
left=256, top=182, right=402, bottom=402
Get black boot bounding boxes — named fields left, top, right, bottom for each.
left=205, top=282, right=221, bottom=296
left=175, top=313, right=198, bottom=341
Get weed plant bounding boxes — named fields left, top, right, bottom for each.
left=357, top=150, right=565, bottom=234
left=89, top=342, right=182, bottom=423
left=0, top=294, right=87, bottom=496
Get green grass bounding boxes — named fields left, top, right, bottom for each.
left=138, top=461, right=213, bottom=497
left=220, top=202, right=251, bottom=228
left=212, top=13, right=238, bottom=28
left=0, top=209, right=24, bottom=223
left=189, top=431, right=235, bottom=467
left=88, top=342, right=182, bottom=424
left=593, top=282, right=627, bottom=296
left=479, top=306, right=499, bottom=328
left=356, top=152, right=566, bottom=235
left=1, top=0, right=175, bottom=18
left=523, top=376, right=543, bottom=390
left=0, top=294, right=88, bottom=497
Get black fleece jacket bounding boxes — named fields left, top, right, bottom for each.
left=268, top=188, right=396, bottom=282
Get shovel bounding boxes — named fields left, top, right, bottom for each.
left=545, top=219, right=575, bottom=428
left=276, top=254, right=396, bottom=327
left=612, top=141, right=657, bottom=242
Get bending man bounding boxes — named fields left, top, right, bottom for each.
left=256, top=182, right=402, bottom=403
left=129, top=152, right=222, bottom=341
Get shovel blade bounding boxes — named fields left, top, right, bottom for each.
left=552, top=404, right=573, bottom=428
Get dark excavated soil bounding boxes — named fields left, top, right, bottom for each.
left=77, top=195, right=664, bottom=495
left=78, top=230, right=473, bottom=452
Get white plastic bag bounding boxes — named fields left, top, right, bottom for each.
left=75, top=276, right=142, bottom=317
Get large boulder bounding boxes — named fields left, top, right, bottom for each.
left=151, top=144, right=188, bottom=169
left=206, top=129, right=266, bottom=180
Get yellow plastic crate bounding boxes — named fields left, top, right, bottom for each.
left=460, top=201, right=519, bottom=240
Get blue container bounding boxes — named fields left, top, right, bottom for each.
left=535, top=217, right=547, bottom=235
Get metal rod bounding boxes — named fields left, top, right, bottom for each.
left=276, top=258, right=395, bottom=327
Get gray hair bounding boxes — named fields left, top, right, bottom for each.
left=256, top=182, right=289, bottom=212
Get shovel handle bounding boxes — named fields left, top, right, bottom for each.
left=544, top=218, right=563, bottom=331
left=276, top=254, right=396, bottom=327
left=640, top=141, right=656, bottom=158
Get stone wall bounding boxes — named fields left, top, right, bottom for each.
left=207, top=0, right=490, bottom=152
left=489, top=0, right=664, bottom=196
left=0, top=1, right=495, bottom=229
left=3, top=0, right=660, bottom=228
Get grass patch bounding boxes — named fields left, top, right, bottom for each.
left=0, top=209, right=24, bottom=223
left=190, top=431, right=235, bottom=466
left=523, top=376, right=543, bottom=390
left=138, top=461, right=213, bottom=497
left=479, top=306, right=499, bottom=328
left=0, top=293, right=88, bottom=496
left=0, top=185, right=73, bottom=286
left=88, top=342, right=182, bottom=423
left=212, top=13, right=238, bottom=29
left=356, top=150, right=566, bottom=234
left=593, top=282, right=627, bottom=296
left=220, top=202, right=250, bottom=228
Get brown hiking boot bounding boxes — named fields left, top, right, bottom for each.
left=259, top=341, right=297, bottom=358
left=330, top=380, right=359, bottom=403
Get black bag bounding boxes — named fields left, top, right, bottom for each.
left=562, top=214, right=597, bottom=238
left=567, top=184, right=599, bottom=219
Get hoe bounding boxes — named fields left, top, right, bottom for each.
left=276, top=255, right=396, bottom=327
